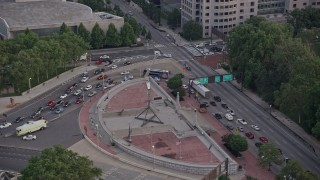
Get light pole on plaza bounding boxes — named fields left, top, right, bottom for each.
left=28, top=78, right=32, bottom=93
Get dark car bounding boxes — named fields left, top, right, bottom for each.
left=255, top=142, right=263, bottom=148
left=225, top=125, right=234, bottom=130
left=77, top=94, right=84, bottom=100
left=124, top=61, right=131, bottom=66
left=200, top=102, right=209, bottom=108
left=245, top=132, right=254, bottom=139
left=96, top=83, right=103, bottom=89
left=213, top=113, right=222, bottom=120
left=63, top=101, right=71, bottom=107
left=94, top=68, right=105, bottom=75
left=31, top=107, right=44, bottom=118
left=56, top=100, right=64, bottom=106
left=15, top=116, right=25, bottom=123
left=221, top=103, right=228, bottom=109
left=210, top=101, right=216, bottom=106
left=213, top=96, right=221, bottom=102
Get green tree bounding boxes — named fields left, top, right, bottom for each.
left=312, top=121, right=320, bottom=138
left=15, top=29, right=39, bottom=49
left=181, top=20, right=202, bottom=41
left=91, top=23, right=105, bottom=49
left=78, top=0, right=105, bottom=12
left=167, top=8, right=181, bottom=29
left=218, top=174, right=230, bottom=180
left=21, top=145, right=102, bottom=180
left=128, top=17, right=141, bottom=36
left=105, top=23, right=121, bottom=47
left=167, top=74, right=183, bottom=90
left=120, top=22, right=136, bottom=46
left=258, top=143, right=282, bottom=171
left=78, top=23, right=91, bottom=44
left=276, top=160, right=317, bottom=180
left=288, top=7, right=320, bottom=36
left=141, top=26, right=147, bottom=36
left=60, top=22, right=70, bottom=34
left=146, top=30, right=152, bottom=40
left=229, top=134, right=248, bottom=152
left=297, top=28, right=320, bottom=56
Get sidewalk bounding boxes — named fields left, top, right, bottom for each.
left=0, top=65, right=96, bottom=116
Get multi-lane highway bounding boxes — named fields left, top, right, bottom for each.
left=111, top=0, right=320, bottom=176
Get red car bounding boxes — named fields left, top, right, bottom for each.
left=245, top=132, right=254, bottom=139
left=47, top=100, right=55, bottom=106
left=259, top=136, right=269, bottom=143
left=97, top=74, right=108, bottom=80
left=75, top=98, right=83, bottom=104
left=95, top=60, right=102, bottom=65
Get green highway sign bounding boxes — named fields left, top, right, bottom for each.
left=197, top=77, right=208, bottom=85
left=223, top=74, right=233, bottom=82
left=214, top=75, right=221, bottom=83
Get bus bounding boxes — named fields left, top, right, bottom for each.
left=143, top=68, right=170, bottom=79
left=16, top=119, right=48, bottom=136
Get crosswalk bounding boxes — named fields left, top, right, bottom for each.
left=153, top=42, right=176, bottom=48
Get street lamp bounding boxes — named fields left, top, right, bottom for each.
left=152, top=145, right=155, bottom=169
left=28, top=78, right=32, bottom=93
left=194, top=109, right=198, bottom=127
left=269, top=104, right=272, bottom=114
left=102, top=72, right=105, bottom=91
left=95, top=124, right=99, bottom=146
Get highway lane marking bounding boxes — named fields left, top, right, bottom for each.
left=0, top=152, right=34, bottom=158
left=0, top=156, right=29, bottom=161
left=132, top=173, right=147, bottom=180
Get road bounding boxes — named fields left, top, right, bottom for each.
left=111, top=0, right=320, bottom=176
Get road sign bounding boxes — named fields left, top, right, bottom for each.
left=197, top=77, right=208, bottom=85
left=223, top=74, right=233, bottom=82
left=214, top=75, right=221, bottom=83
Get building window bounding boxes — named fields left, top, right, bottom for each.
left=205, top=13, right=209, bottom=16
left=215, top=6, right=219, bottom=9
left=214, top=26, right=218, bottom=28
left=312, top=2, right=316, bottom=5
left=206, top=0, right=209, bottom=2
left=205, top=19, right=209, bottom=23
left=224, top=19, right=228, bottom=22
left=206, top=6, right=210, bottom=9
left=240, top=3, right=244, bottom=6
left=214, top=19, right=218, bottom=22
left=215, top=0, right=218, bottom=2
left=205, top=26, right=209, bottom=29
left=240, top=9, right=244, bottom=13
left=250, top=8, right=254, bottom=12
left=219, top=19, right=223, bottom=22
left=220, top=12, right=223, bottom=15
left=219, top=26, right=223, bottom=28
left=224, top=25, right=228, bottom=28
left=240, top=16, right=243, bottom=19
left=251, top=2, right=254, bottom=6
left=293, top=4, right=296, bottom=8
left=250, top=15, right=254, bottom=18
left=205, top=33, right=209, bottom=36
left=303, top=3, right=307, bottom=6
left=214, top=13, right=218, bottom=16
left=225, top=12, right=228, bottom=15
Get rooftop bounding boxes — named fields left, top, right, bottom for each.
left=0, top=1, right=100, bottom=29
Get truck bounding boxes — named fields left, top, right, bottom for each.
left=16, top=119, right=48, bottom=136
left=190, top=80, right=211, bottom=98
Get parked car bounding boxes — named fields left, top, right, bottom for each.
left=80, top=72, right=89, bottom=77
left=84, top=85, right=92, bottom=91
left=213, top=113, right=222, bottom=120
left=55, top=107, right=64, bottom=114
left=88, top=91, right=97, bottom=97
left=182, top=84, right=188, bottom=89
left=221, top=103, right=228, bottom=109
left=103, top=83, right=115, bottom=90
left=47, top=100, right=55, bottom=106
left=97, top=74, right=108, bottom=80
left=237, top=126, right=244, bottom=132
left=63, top=101, right=71, bottom=107
left=81, top=77, right=89, bottom=83
left=124, top=61, right=131, bottom=66
left=95, top=83, right=103, bottom=89
left=225, top=125, right=234, bottom=130
left=200, top=102, right=209, bottom=108
left=251, top=125, right=261, bottom=131
left=245, top=132, right=254, bottom=139
left=120, top=71, right=130, bottom=75
left=225, top=113, right=233, bottom=121
left=75, top=98, right=83, bottom=104
left=100, top=55, right=110, bottom=59
left=111, top=65, right=118, bottom=69
left=22, top=134, right=37, bottom=140
left=15, top=116, right=25, bottom=123
left=227, top=109, right=235, bottom=116
left=94, top=68, right=105, bottom=75
left=214, top=96, right=221, bottom=102
left=190, top=89, right=195, bottom=94
left=237, top=119, right=247, bottom=125
left=31, top=107, right=44, bottom=119
left=210, top=101, right=216, bottom=106
left=73, top=89, right=82, bottom=96
left=255, top=142, right=263, bottom=148
left=163, top=54, right=172, bottom=58
left=0, top=122, right=12, bottom=128
left=259, top=136, right=268, bottom=143
left=60, top=93, right=68, bottom=99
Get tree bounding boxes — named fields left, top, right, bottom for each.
left=167, top=75, right=183, bottom=90
left=181, top=20, right=202, bottom=41
left=78, top=23, right=91, bottom=44
left=288, top=7, right=320, bottom=36
left=91, top=23, right=105, bottom=49
left=21, top=145, right=102, bottom=180
left=141, top=26, right=147, bottom=36
left=78, top=0, right=105, bottom=12
left=258, top=142, right=282, bottom=171
left=15, top=29, right=39, bottom=49
left=60, top=22, right=70, bottom=34
left=105, top=23, right=121, bottom=47
left=276, top=160, right=317, bottom=180
left=167, top=8, right=181, bottom=29
left=228, top=134, right=248, bottom=152
left=120, top=22, right=136, bottom=46
left=218, top=174, right=230, bottom=180
left=312, top=121, right=320, bottom=138
left=128, top=17, right=141, bottom=36
left=146, top=30, right=152, bottom=40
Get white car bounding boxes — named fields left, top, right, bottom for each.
left=81, top=77, right=89, bottom=83
left=251, top=125, right=261, bottom=131
left=163, top=54, right=172, bottom=58
left=225, top=113, right=233, bottom=121
left=0, top=122, right=12, bottom=129
left=88, top=91, right=97, bottom=97
left=100, top=55, right=110, bottom=59
left=22, top=134, right=37, bottom=140
left=60, top=94, right=68, bottom=99
left=84, top=85, right=92, bottom=91
left=104, top=83, right=115, bottom=90
left=111, top=65, right=118, bottom=69
left=120, top=71, right=130, bottom=75
left=73, top=89, right=82, bottom=96
left=182, top=84, right=188, bottom=89
left=237, top=118, right=247, bottom=125
left=227, top=109, right=235, bottom=116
